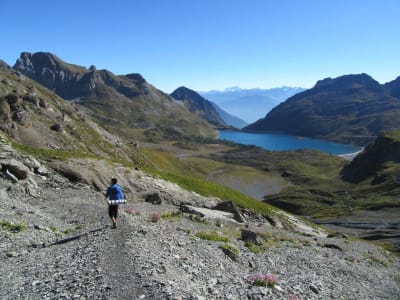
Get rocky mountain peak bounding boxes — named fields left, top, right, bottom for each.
left=171, top=86, right=200, bottom=100
left=13, top=52, right=88, bottom=99
left=171, top=86, right=226, bottom=126
left=244, top=73, right=400, bottom=145
left=10, top=51, right=216, bottom=140
left=385, top=76, right=400, bottom=98
left=0, top=59, right=10, bottom=70
left=125, top=73, right=146, bottom=83
left=314, top=73, right=382, bottom=93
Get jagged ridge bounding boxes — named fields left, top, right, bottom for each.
left=13, top=52, right=216, bottom=140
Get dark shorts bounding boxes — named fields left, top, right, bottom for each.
left=108, top=205, right=118, bottom=219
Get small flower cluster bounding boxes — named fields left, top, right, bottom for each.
left=124, top=207, right=141, bottom=215
left=149, top=211, right=161, bottom=222
left=248, top=274, right=278, bottom=288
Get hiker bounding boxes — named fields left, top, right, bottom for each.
left=104, top=178, right=126, bottom=228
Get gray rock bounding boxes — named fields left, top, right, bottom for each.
left=6, top=251, right=18, bottom=258
left=309, top=284, right=320, bottom=294
left=36, top=166, right=50, bottom=176
left=50, top=123, right=63, bottom=132
left=144, top=192, right=162, bottom=205
left=12, top=109, right=30, bottom=126
left=0, top=159, right=31, bottom=179
left=241, top=229, right=264, bottom=245
left=214, top=200, right=244, bottom=223
left=4, top=169, right=19, bottom=182
left=180, top=205, right=237, bottom=224
left=220, top=247, right=240, bottom=262
left=23, top=93, right=40, bottom=106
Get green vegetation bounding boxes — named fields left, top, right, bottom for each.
left=219, top=243, right=240, bottom=256
left=12, top=142, right=95, bottom=161
left=62, top=225, right=83, bottom=235
left=158, top=171, right=276, bottom=217
left=195, top=230, right=231, bottom=242
left=0, top=220, right=27, bottom=232
left=245, top=241, right=263, bottom=254
left=161, top=211, right=182, bottom=220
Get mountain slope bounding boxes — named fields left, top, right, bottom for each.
left=13, top=52, right=216, bottom=140
left=200, top=87, right=305, bottom=123
left=244, top=74, right=400, bottom=146
left=170, top=86, right=226, bottom=126
left=341, top=130, right=400, bottom=184
left=0, top=60, right=149, bottom=164
left=1, top=137, right=399, bottom=300
left=211, top=102, right=247, bottom=128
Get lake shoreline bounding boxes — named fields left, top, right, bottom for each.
left=218, top=130, right=362, bottom=156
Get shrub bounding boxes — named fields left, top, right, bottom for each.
left=149, top=211, right=161, bottom=222
left=195, top=230, right=231, bottom=242
left=245, top=241, right=262, bottom=254
left=0, top=220, right=26, bottom=232
left=248, top=274, right=278, bottom=288
left=161, top=211, right=181, bottom=219
left=125, top=207, right=141, bottom=215
left=219, top=243, right=240, bottom=256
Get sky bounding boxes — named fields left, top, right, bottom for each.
left=1, top=0, right=399, bottom=93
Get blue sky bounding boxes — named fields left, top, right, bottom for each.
left=1, top=0, right=399, bottom=93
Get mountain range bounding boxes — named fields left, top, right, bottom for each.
left=12, top=52, right=216, bottom=142
left=244, top=74, right=400, bottom=146
left=200, top=86, right=306, bottom=124
left=6, top=51, right=400, bottom=148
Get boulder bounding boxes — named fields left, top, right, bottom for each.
left=144, top=192, right=162, bottom=205
left=36, top=166, right=50, bottom=177
left=23, top=157, right=41, bottom=170
left=214, top=201, right=244, bottom=223
left=221, top=247, right=240, bottom=262
left=12, top=109, right=30, bottom=126
left=6, top=94, right=19, bottom=105
left=23, top=93, right=40, bottom=106
left=39, top=98, right=49, bottom=109
left=50, top=123, right=63, bottom=132
left=180, top=205, right=238, bottom=226
left=5, top=169, right=19, bottom=183
left=0, top=159, right=31, bottom=179
left=57, top=165, right=83, bottom=183
left=0, top=98, right=11, bottom=120
left=241, top=229, right=264, bottom=246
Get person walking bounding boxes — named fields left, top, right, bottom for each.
left=104, top=178, right=125, bottom=228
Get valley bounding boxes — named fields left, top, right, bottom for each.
left=3, top=2, right=400, bottom=298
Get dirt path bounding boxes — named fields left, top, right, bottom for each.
left=101, top=211, right=161, bottom=300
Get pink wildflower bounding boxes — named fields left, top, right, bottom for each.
left=248, top=274, right=278, bottom=287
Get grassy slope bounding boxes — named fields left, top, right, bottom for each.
left=206, top=144, right=400, bottom=219
left=141, top=145, right=278, bottom=217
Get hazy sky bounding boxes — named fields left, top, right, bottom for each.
left=1, top=0, right=399, bottom=93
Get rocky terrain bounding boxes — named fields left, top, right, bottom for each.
left=1, top=133, right=400, bottom=299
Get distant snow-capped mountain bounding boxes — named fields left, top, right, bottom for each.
left=200, top=87, right=305, bottom=123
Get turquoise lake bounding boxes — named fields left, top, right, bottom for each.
left=218, top=130, right=362, bottom=155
